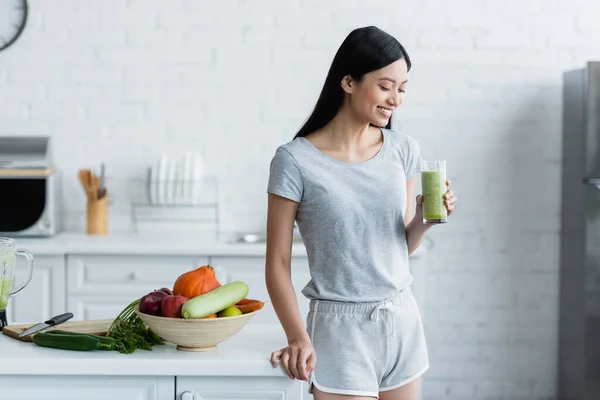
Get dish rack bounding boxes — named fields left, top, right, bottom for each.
left=129, top=174, right=220, bottom=235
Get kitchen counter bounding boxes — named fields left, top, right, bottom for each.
left=12, top=232, right=309, bottom=257
left=0, top=324, right=288, bottom=377
left=11, top=231, right=429, bottom=258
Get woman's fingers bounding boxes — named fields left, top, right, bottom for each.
left=444, top=191, right=456, bottom=204
left=297, top=349, right=310, bottom=381
left=445, top=195, right=456, bottom=205
left=270, top=350, right=282, bottom=368
left=306, top=350, right=317, bottom=374
left=280, top=351, right=293, bottom=379
left=443, top=190, right=457, bottom=214
left=288, top=346, right=300, bottom=379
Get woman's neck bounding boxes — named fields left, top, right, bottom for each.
left=321, top=105, right=373, bottom=151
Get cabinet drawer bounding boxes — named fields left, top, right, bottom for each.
left=176, top=376, right=303, bottom=400
left=0, top=376, right=174, bottom=400
left=67, top=255, right=208, bottom=295
left=68, top=296, right=138, bottom=321
left=210, top=257, right=311, bottom=326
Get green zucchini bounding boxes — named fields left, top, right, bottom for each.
left=32, top=332, right=111, bottom=351
left=46, top=330, right=117, bottom=350
left=181, top=281, right=249, bottom=319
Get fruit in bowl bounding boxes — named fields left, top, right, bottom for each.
left=136, top=281, right=265, bottom=351
left=161, top=295, right=188, bottom=318
left=138, top=290, right=168, bottom=316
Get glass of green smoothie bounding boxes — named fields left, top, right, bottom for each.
left=0, top=238, right=34, bottom=328
left=421, top=161, right=448, bottom=224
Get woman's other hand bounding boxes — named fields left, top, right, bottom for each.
left=270, top=338, right=316, bottom=381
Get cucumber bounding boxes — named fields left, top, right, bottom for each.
left=46, top=330, right=117, bottom=350
left=32, top=332, right=110, bottom=351
left=181, top=281, right=249, bottom=319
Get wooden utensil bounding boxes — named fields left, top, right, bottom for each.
left=2, top=319, right=113, bottom=342
left=79, top=167, right=109, bottom=234
left=78, top=169, right=88, bottom=197
left=78, top=168, right=94, bottom=201
left=79, top=168, right=107, bottom=202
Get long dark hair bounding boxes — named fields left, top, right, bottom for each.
left=294, top=26, right=411, bottom=139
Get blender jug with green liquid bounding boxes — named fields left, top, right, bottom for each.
left=0, top=238, right=34, bottom=328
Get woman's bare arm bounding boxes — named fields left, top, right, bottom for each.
left=265, top=193, right=310, bottom=344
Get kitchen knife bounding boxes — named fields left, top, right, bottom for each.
left=18, top=313, right=74, bottom=337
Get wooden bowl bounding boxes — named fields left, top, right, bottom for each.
left=135, top=306, right=260, bottom=352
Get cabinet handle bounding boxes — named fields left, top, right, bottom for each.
left=180, top=391, right=195, bottom=400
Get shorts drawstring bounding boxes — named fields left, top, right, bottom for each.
left=370, top=301, right=403, bottom=337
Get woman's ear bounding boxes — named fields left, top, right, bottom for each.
left=341, top=75, right=354, bottom=94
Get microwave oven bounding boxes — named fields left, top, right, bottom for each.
left=0, top=137, right=62, bottom=237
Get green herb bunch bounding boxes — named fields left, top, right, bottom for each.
left=107, top=299, right=164, bottom=354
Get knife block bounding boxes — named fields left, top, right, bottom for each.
left=87, top=194, right=108, bottom=235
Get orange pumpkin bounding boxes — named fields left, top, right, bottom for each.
left=172, top=265, right=221, bottom=299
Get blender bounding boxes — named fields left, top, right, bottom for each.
left=0, top=238, right=34, bottom=328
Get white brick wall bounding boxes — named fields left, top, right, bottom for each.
left=2, top=0, right=600, bottom=398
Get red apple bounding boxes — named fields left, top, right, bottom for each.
left=161, top=295, right=188, bottom=318
left=139, top=290, right=168, bottom=316
left=157, top=287, right=173, bottom=296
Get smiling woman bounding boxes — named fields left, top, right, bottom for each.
left=265, top=25, right=457, bottom=400
left=0, top=0, right=28, bottom=52
left=293, top=26, right=411, bottom=140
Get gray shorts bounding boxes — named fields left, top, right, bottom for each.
left=306, top=287, right=429, bottom=398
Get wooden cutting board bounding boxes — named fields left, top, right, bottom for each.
left=2, top=319, right=113, bottom=342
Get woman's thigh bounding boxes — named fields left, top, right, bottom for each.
left=378, top=378, right=421, bottom=400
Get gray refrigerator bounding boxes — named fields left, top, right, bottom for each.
left=560, top=61, right=600, bottom=399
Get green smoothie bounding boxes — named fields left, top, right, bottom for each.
left=0, top=278, right=12, bottom=310
left=421, top=169, right=447, bottom=222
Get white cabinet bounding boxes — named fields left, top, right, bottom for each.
left=66, top=255, right=208, bottom=320
left=0, top=375, right=309, bottom=400
left=176, top=376, right=304, bottom=400
left=67, top=295, right=139, bottom=321
left=6, top=255, right=65, bottom=324
left=0, top=376, right=174, bottom=400
left=67, top=255, right=207, bottom=295
left=210, top=256, right=311, bottom=325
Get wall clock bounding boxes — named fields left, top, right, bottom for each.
left=0, top=0, right=28, bottom=52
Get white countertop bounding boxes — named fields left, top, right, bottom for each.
left=10, top=231, right=428, bottom=258
left=12, top=232, right=309, bottom=257
left=0, top=324, right=289, bottom=377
